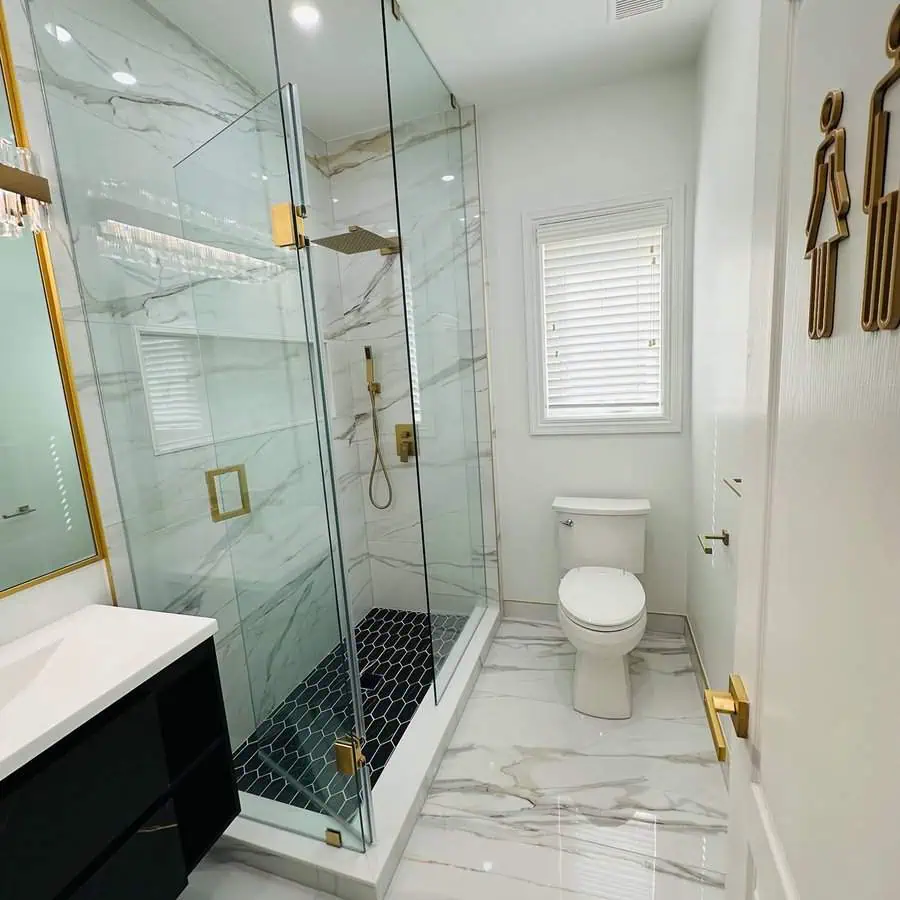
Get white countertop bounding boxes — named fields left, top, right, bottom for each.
left=0, top=604, right=217, bottom=782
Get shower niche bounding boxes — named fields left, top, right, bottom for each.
left=25, top=0, right=498, bottom=867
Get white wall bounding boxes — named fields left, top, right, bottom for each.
left=479, top=69, right=697, bottom=614
left=688, top=0, right=761, bottom=689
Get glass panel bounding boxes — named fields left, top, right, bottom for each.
left=173, top=87, right=370, bottom=849
left=381, top=5, right=488, bottom=699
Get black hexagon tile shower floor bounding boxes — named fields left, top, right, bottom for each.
left=232, top=608, right=467, bottom=821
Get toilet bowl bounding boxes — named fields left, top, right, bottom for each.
left=557, top=566, right=647, bottom=718
left=553, top=496, right=651, bottom=719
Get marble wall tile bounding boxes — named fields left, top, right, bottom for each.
left=368, top=539, right=427, bottom=613
left=214, top=598, right=256, bottom=750
left=318, top=107, right=499, bottom=628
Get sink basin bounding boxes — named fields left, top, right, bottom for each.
left=0, top=640, right=62, bottom=713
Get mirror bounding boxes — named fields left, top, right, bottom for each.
left=0, top=28, right=98, bottom=596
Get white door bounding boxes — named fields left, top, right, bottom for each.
left=722, top=1, right=900, bottom=897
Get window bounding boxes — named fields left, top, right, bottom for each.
left=136, top=329, right=211, bottom=453
left=524, top=193, right=684, bottom=434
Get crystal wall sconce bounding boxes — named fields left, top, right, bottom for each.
left=0, top=138, right=51, bottom=236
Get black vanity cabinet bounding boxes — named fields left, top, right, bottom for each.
left=0, top=639, right=239, bottom=900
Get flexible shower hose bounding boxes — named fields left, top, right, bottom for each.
left=367, top=389, right=393, bottom=509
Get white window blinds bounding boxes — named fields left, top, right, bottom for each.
left=137, top=330, right=212, bottom=453
left=537, top=202, right=668, bottom=422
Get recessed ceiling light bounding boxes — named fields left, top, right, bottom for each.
left=387, top=228, right=397, bottom=234
left=112, top=71, right=137, bottom=86
left=44, top=23, right=72, bottom=43
left=441, top=174, right=455, bottom=182
left=291, top=3, right=321, bottom=31
left=332, top=197, right=339, bottom=203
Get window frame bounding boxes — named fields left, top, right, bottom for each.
left=523, top=189, right=685, bottom=436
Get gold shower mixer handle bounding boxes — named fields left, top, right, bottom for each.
left=395, top=424, right=416, bottom=463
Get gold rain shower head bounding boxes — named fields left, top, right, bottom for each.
left=311, top=225, right=400, bottom=256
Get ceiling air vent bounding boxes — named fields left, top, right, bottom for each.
left=613, top=0, right=667, bottom=20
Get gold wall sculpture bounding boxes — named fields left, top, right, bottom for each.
left=805, top=90, right=850, bottom=340
left=863, top=5, right=900, bottom=331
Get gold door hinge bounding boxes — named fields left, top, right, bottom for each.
left=334, top=736, right=365, bottom=776
left=271, top=202, right=308, bottom=248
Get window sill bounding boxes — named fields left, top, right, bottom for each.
left=529, top=417, right=682, bottom=436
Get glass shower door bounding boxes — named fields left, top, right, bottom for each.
left=382, top=6, right=489, bottom=700
left=173, top=88, right=371, bottom=849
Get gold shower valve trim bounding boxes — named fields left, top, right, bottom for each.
left=395, top=424, right=416, bottom=463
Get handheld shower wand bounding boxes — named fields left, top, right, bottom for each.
left=365, top=346, right=393, bottom=510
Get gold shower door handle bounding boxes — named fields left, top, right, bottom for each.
left=206, top=464, right=251, bottom=522
left=703, top=674, right=750, bottom=762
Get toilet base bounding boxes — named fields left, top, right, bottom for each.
left=572, top=650, right=633, bottom=719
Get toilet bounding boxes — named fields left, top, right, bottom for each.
left=553, top=496, right=651, bottom=719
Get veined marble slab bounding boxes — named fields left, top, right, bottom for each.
left=388, top=621, right=728, bottom=899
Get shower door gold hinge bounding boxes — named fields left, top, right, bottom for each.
left=334, top=736, right=365, bottom=776
left=271, top=202, right=308, bottom=248
left=325, top=828, right=343, bottom=848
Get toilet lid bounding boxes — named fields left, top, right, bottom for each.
left=559, top=567, right=646, bottom=632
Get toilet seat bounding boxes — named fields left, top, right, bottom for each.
left=559, top=566, right=646, bottom=633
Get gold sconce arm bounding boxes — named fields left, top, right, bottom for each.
left=0, top=162, right=50, bottom=204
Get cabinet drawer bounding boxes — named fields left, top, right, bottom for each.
left=0, top=694, right=169, bottom=900
left=68, top=802, right=186, bottom=900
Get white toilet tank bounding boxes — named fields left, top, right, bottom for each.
left=553, top=497, right=650, bottom=574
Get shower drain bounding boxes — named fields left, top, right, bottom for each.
left=359, top=666, right=379, bottom=692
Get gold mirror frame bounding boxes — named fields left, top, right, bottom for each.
left=0, top=2, right=111, bottom=601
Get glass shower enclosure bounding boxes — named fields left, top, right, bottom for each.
left=26, top=0, right=493, bottom=854
left=171, top=86, right=372, bottom=848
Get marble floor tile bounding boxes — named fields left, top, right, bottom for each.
left=389, top=620, right=728, bottom=900
left=192, top=621, right=728, bottom=900
left=183, top=859, right=325, bottom=900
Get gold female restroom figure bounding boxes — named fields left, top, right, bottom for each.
left=805, top=90, right=850, bottom=340
left=863, top=5, right=900, bottom=332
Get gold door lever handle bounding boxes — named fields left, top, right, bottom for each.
left=703, top=674, right=750, bottom=762
left=697, top=530, right=730, bottom=554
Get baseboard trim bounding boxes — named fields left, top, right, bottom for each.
left=503, top=599, right=558, bottom=622
left=683, top=615, right=710, bottom=693
left=684, top=615, right=729, bottom=788
left=645, top=612, right=686, bottom=635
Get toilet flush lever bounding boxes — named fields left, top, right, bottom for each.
left=560, top=519, right=574, bottom=527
